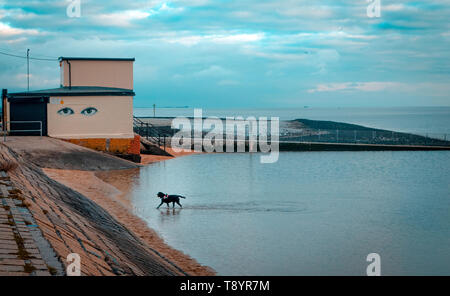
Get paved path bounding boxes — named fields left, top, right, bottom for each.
left=0, top=171, right=51, bottom=276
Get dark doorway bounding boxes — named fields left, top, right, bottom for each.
left=9, top=97, right=48, bottom=136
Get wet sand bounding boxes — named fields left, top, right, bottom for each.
left=42, top=148, right=214, bottom=276
left=140, top=147, right=200, bottom=165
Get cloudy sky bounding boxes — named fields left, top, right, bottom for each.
left=0, top=0, right=449, bottom=108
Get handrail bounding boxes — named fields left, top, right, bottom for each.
left=132, top=117, right=450, bottom=148
left=133, top=116, right=166, bottom=149
left=158, top=129, right=450, bottom=147
left=3, top=121, right=43, bottom=141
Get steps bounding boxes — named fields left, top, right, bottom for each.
left=133, top=117, right=166, bottom=148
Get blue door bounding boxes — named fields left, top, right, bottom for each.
left=9, top=97, right=48, bottom=136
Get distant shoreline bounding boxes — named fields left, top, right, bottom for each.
left=135, top=117, right=450, bottom=151
left=133, top=107, right=450, bottom=135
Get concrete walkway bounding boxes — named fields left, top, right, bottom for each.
left=0, top=171, right=51, bottom=276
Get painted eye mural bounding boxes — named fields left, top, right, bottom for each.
left=81, top=107, right=98, bottom=116
left=57, top=107, right=75, bottom=116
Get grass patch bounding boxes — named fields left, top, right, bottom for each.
left=8, top=194, right=24, bottom=201
left=47, top=265, right=57, bottom=276
left=0, top=160, right=18, bottom=172
left=14, top=232, right=31, bottom=260
left=17, top=201, right=30, bottom=208
left=8, top=189, right=22, bottom=195
left=6, top=213, right=14, bottom=226
left=10, top=218, right=33, bottom=261
left=24, top=263, right=36, bottom=273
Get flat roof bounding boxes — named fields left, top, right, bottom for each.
left=59, top=57, right=135, bottom=61
left=7, top=86, right=135, bottom=99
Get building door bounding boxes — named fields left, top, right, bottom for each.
left=9, top=97, right=48, bottom=136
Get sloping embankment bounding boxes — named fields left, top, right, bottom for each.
left=3, top=136, right=140, bottom=171
left=0, top=141, right=185, bottom=275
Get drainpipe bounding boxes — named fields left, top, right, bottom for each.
left=27, top=49, right=30, bottom=91
left=66, top=60, right=72, bottom=89
left=1, top=89, right=6, bottom=131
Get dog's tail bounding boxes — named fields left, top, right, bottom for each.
left=180, top=196, right=186, bottom=199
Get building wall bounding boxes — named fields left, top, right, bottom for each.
left=47, top=95, right=134, bottom=139
left=60, top=60, right=133, bottom=89
left=64, top=135, right=141, bottom=155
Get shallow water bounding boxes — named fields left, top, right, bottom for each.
left=127, top=151, right=450, bottom=275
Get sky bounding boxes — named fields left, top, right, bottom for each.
left=0, top=0, right=449, bottom=108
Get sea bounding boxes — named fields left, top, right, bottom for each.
left=126, top=107, right=450, bottom=275
left=134, top=106, right=450, bottom=135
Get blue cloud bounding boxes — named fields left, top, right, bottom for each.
left=374, top=22, right=423, bottom=31
left=0, top=0, right=449, bottom=107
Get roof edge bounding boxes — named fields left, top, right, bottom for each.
left=7, top=86, right=135, bottom=98
left=8, top=92, right=135, bottom=98
left=59, top=57, right=135, bottom=62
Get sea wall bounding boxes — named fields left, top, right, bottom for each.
left=0, top=142, right=185, bottom=275
left=183, top=141, right=450, bottom=152
left=278, top=142, right=450, bottom=151
left=63, top=135, right=141, bottom=163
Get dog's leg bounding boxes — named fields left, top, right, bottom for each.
left=176, top=201, right=182, bottom=208
left=172, top=202, right=176, bottom=208
left=157, top=201, right=164, bottom=209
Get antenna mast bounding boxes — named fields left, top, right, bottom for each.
left=27, top=49, right=30, bottom=91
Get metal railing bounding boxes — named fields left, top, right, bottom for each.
left=133, top=116, right=167, bottom=150
left=2, top=121, right=43, bottom=141
left=131, top=117, right=450, bottom=148
left=160, top=129, right=450, bottom=148
left=278, top=129, right=450, bottom=147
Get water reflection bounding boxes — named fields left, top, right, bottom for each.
left=95, top=168, right=141, bottom=208
left=159, top=208, right=182, bottom=222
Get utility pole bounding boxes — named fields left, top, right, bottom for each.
left=27, top=49, right=30, bottom=91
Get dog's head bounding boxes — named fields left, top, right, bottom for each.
left=157, top=192, right=166, bottom=198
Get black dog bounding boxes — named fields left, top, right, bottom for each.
left=156, top=192, right=186, bottom=209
